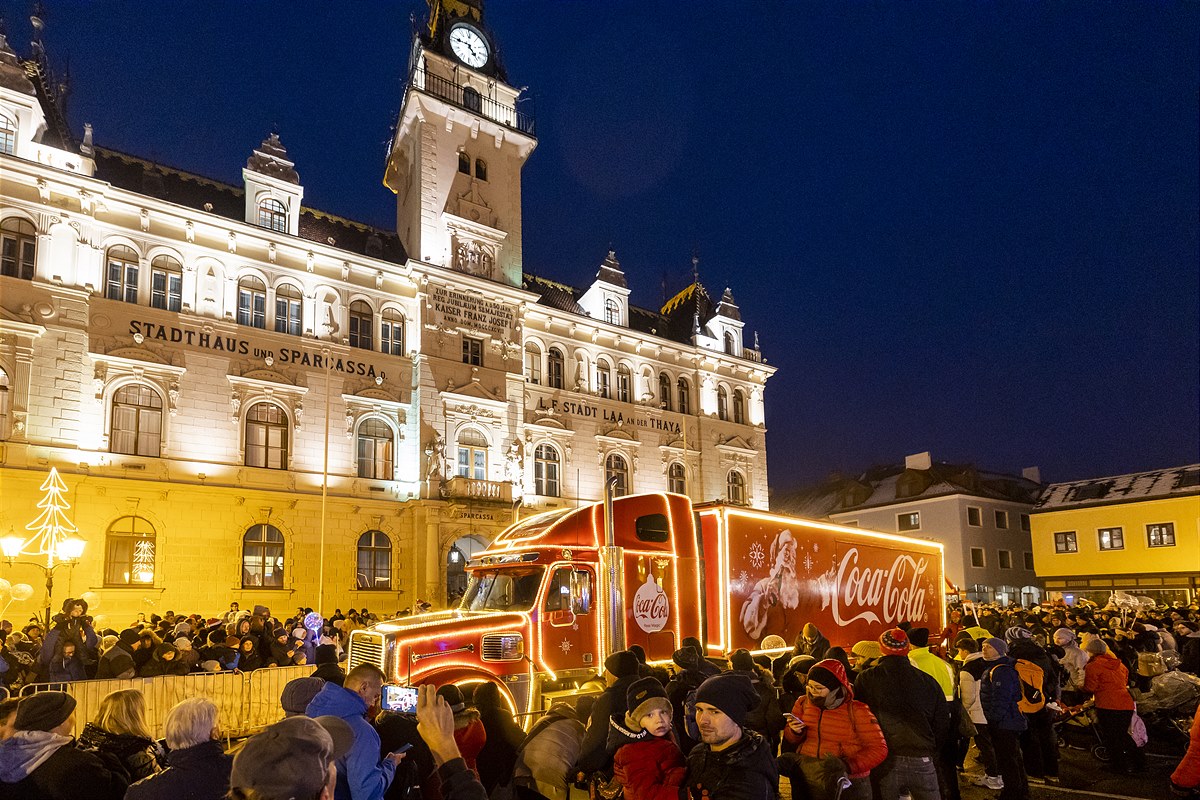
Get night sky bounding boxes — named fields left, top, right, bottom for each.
left=5, top=2, right=1197, bottom=492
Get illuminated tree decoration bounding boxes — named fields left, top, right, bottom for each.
left=133, top=539, right=155, bottom=583
left=22, top=467, right=79, bottom=559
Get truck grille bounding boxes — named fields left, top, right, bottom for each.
left=348, top=631, right=385, bottom=672
left=481, top=633, right=523, bottom=661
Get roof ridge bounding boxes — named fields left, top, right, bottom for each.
left=1044, top=463, right=1199, bottom=487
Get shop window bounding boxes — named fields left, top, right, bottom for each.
left=456, top=428, right=488, bottom=480
left=106, top=245, right=140, bottom=303
left=534, top=444, right=560, bottom=496
left=356, top=530, right=392, bottom=589
left=356, top=418, right=394, bottom=480
left=104, top=516, right=156, bottom=586
left=257, top=198, right=287, bottom=232
left=274, top=283, right=303, bottom=336
left=381, top=308, right=405, bottom=355
left=0, top=217, right=36, bottom=280
left=237, top=276, right=267, bottom=328
left=245, top=402, right=289, bottom=469
left=1053, top=531, right=1078, bottom=553
left=605, top=453, right=629, bottom=497
left=897, top=511, right=921, bottom=532
left=110, top=384, right=163, bottom=457
left=349, top=300, right=373, bottom=349
left=242, top=524, right=284, bottom=588
left=150, top=255, right=183, bottom=311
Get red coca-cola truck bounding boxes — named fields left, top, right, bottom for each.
left=348, top=492, right=945, bottom=715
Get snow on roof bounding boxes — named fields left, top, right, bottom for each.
left=1034, top=464, right=1200, bottom=511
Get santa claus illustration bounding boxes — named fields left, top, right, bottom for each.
left=739, top=529, right=801, bottom=641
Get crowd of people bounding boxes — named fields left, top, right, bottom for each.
left=0, top=597, right=1197, bottom=800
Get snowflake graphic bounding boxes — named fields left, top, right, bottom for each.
left=572, top=622, right=579, bottom=632
left=748, top=541, right=765, bottom=570
left=813, top=542, right=819, bottom=553
left=736, top=570, right=750, bottom=592
left=802, top=553, right=814, bottom=574
left=560, top=639, right=573, bottom=654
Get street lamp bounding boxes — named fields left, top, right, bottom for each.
left=2, top=532, right=86, bottom=631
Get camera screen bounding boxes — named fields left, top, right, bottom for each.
left=381, top=684, right=419, bottom=713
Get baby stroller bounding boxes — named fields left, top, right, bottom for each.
left=1054, top=700, right=1111, bottom=762
left=1133, top=669, right=1200, bottom=747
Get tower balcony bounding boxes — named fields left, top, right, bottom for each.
left=408, top=67, right=536, bottom=137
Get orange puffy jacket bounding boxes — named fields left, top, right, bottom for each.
left=782, top=694, right=889, bottom=779
left=1083, top=652, right=1134, bottom=711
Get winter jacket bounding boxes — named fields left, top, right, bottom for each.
left=1057, top=642, right=1088, bottom=691
left=576, top=672, right=640, bottom=773
left=908, top=647, right=956, bottom=700
left=852, top=654, right=948, bottom=757
left=1084, top=651, right=1135, bottom=711
left=958, top=652, right=988, bottom=725
left=38, top=614, right=98, bottom=672
left=511, top=704, right=585, bottom=800
left=433, top=757, right=488, bottom=800
left=1178, top=633, right=1200, bottom=676
left=665, top=667, right=708, bottom=753
left=737, top=668, right=784, bottom=742
left=313, top=661, right=346, bottom=685
left=1008, top=639, right=1060, bottom=704
left=782, top=692, right=888, bottom=779
left=124, top=739, right=232, bottom=800
left=0, top=731, right=127, bottom=800
left=139, top=643, right=189, bottom=677
left=453, top=716, right=487, bottom=772
left=306, top=682, right=397, bottom=800
left=613, top=733, right=687, bottom=800
left=233, top=637, right=266, bottom=672
left=78, top=723, right=162, bottom=782
left=475, top=695, right=525, bottom=792
left=684, top=729, right=778, bottom=800
left=1170, top=705, right=1200, bottom=790
left=96, top=639, right=137, bottom=679
left=198, top=643, right=238, bottom=671
left=44, top=652, right=87, bottom=682
left=980, top=656, right=1027, bottom=732
left=793, top=633, right=832, bottom=661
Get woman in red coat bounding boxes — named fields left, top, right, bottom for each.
left=782, top=659, right=888, bottom=800
left=1171, top=705, right=1200, bottom=793
left=1083, top=639, right=1145, bottom=773
left=436, top=685, right=486, bottom=773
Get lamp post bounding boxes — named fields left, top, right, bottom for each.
left=2, top=534, right=85, bottom=631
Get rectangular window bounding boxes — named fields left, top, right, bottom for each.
left=994, top=510, right=1009, bottom=529
left=970, top=547, right=985, bottom=568
left=1023, top=551, right=1035, bottom=570
left=462, top=337, right=483, bottom=366
left=1054, top=531, right=1078, bottom=553
left=1020, top=513, right=1031, bottom=532
left=1147, top=522, right=1176, bottom=548
left=967, top=506, right=982, bottom=527
left=998, top=550, right=1013, bottom=569
left=897, top=511, right=920, bottom=532
left=150, top=269, right=182, bottom=311
left=1098, top=526, right=1124, bottom=551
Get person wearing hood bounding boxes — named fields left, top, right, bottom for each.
left=96, top=629, right=139, bottom=680
left=611, top=677, right=688, bottom=800
left=575, top=650, right=643, bottom=775
left=1005, top=626, right=1060, bottom=785
left=37, top=597, right=99, bottom=680
left=781, top=659, right=888, bottom=800
left=198, top=629, right=238, bottom=672
left=234, top=636, right=265, bottom=672
left=685, top=672, right=779, bottom=800
left=1083, top=639, right=1145, bottom=774
left=979, top=638, right=1029, bottom=800
left=0, top=691, right=127, bottom=800
left=1053, top=628, right=1088, bottom=704
left=793, top=622, right=832, bottom=660
left=78, top=688, right=163, bottom=783
left=268, top=627, right=300, bottom=667
left=139, top=642, right=189, bottom=677
left=313, top=644, right=346, bottom=686
left=44, top=639, right=87, bottom=683
left=682, top=636, right=720, bottom=677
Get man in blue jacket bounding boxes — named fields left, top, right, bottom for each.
left=980, top=638, right=1030, bottom=800
left=306, top=663, right=404, bottom=800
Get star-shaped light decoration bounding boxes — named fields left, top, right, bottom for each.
left=560, top=638, right=573, bottom=653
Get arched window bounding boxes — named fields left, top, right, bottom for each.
left=104, top=516, right=156, bottom=586
left=596, top=359, right=612, bottom=399
left=547, top=347, right=565, bottom=389
left=0, top=217, right=36, bottom=280
left=616, top=364, right=632, bottom=403
left=717, top=385, right=729, bottom=421
left=381, top=308, right=405, bottom=355
left=604, top=297, right=620, bottom=326
left=723, top=331, right=736, bottom=355
left=458, top=152, right=471, bottom=174
left=658, top=373, right=672, bottom=411
left=356, top=530, right=392, bottom=589
left=357, top=418, right=394, bottom=479
left=245, top=402, right=289, bottom=469
left=456, top=428, right=488, bottom=480
left=727, top=470, right=747, bottom=504
left=535, top=444, right=560, bottom=497
left=475, top=159, right=488, bottom=181
left=105, top=245, right=139, bottom=303
left=733, top=388, right=746, bottom=425
left=110, top=384, right=163, bottom=457
left=0, top=113, right=15, bottom=155
left=349, top=300, right=373, bottom=349
left=524, top=343, right=542, bottom=385
left=257, top=198, right=287, bottom=233
left=242, top=524, right=284, bottom=588
left=677, top=378, right=690, bottom=415
left=0, top=367, right=9, bottom=440
left=274, top=283, right=303, bottom=336
left=605, top=454, right=630, bottom=497
left=150, top=255, right=183, bottom=311
left=463, top=85, right=482, bottom=112
left=668, top=462, right=687, bottom=494
left=237, top=276, right=267, bottom=328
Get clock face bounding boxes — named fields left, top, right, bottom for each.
left=449, top=24, right=489, bottom=69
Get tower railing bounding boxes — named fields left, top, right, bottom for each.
left=408, top=66, right=535, bottom=136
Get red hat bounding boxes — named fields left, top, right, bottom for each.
left=807, top=658, right=851, bottom=695
left=879, top=627, right=910, bottom=656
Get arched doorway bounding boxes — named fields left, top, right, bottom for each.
left=447, top=534, right=489, bottom=606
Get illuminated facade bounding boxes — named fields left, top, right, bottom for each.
left=0, top=6, right=774, bottom=621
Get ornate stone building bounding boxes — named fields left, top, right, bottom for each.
left=0, top=2, right=774, bottom=619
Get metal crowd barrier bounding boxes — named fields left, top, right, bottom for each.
left=17, top=665, right=315, bottom=739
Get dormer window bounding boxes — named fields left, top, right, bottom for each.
left=256, top=198, right=287, bottom=233
left=458, top=152, right=471, bottom=174
left=723, top=331, right=736, bottom=355
left=0, top=114, right=15, bottom=156
left=604, top=298, right=620, bottom=325
left=475, top=159, right=488, bottom=181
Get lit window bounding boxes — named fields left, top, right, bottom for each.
left=0, top=367, right=10, bottom=441
left=104, top=516, right=156, bottom=586
left=616, top=364, right=631, bottom=402
left=1147, top=522, right=1175, bottom=548
left=245, top=402, right=289, bottom=469
left=544, top=568, right=592, bottom=614
left=456, top=428, right=488, bottom=480
left=995, top=510, right=1009, bottom=529
left=1053, top=531, right=1077, bottom=553
left=475, top=159, right=488, bottom=181
left=242, top=524, right=284, bottom=588
left=733, top=388, right=746, bottom=424
left=0, top=217, right=36, bottom=280
left=677, top=379, right=690, bottom=415
left=605, top=453, right=629, bottom=497
left=727, top=470, right=747, bottom=504
left=967, top=506, right=982, bottom=527
left=524, top=343, right=542, bottom=384
left=462, top=336, right=483, bottom=366
left=717, top=386, right=729, bottom=421
left=274, top=283, right=303, bottom=336
left=349, top=300, right=373, bottom=349
left=110, top=384, right=163, bottom=457
left=0, top=114, right=15, bottom=155
left=668, top=462, right=687, bottom=494
left=105, top=245, right=139, bottom=303
left=257, top=198, right=287, bottom=233
left=237, top=276, right=267, bottom=328
left=1098, top=527, right=1124, bottom=551
left=970, top=547, right=985, bottom=568
left=659, top=373, right=672, bottom=411
left=547, top=348, right=565, bottom=389
left=381, top=308, right=405, bottom=355
left=998, top=550, right=1013, bottom=569
left=897, top=512, right=921, bottom=531
left=596, top=359, right=611, bottom=399
left=356, top=530, right=392, bottom=589
left=604, top=298, right=620, bottom=325
left=458, top=152, right=471, bottom=174
left=534, top=444, right=560, bottom=496
left=150, top=255, right=182, bottom=311
left=357, top=418, right=394, bottom=479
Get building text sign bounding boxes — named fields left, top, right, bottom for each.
left=429, top=285, right=516, bottom=339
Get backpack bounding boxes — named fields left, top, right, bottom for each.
left=1013, top=658, right=1045, bottom=713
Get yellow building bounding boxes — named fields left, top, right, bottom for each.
left=1030, top=465, right=1200, bottom=605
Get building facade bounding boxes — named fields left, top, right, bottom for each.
left=1030, top=465, right=1200, bottom=605
left=775, top=452, right=1043, bottom=605
left=0, top=5, right=775, bottom=622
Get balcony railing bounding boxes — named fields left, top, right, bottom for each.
left=741, top=347, right=763, bottom=363
left=443, top=476, right=513, bottom=503
left=408, top=67, right=535, bottom=136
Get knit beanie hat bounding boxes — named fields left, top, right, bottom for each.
left=15, top=691, right=76, bottom=732
left=879, top=628, right=910, bottom=656
left=730, top=648, right=756, bottom=673
left=1084, top=638, right=1109, bottom=656
left=315, top=644, right=338, bottom=665
left=624, top=677, right=671, bottom=731
left=1053, top=628, right=1076, bottom=647
left=280, top=677, right=325, bottom=716
left=802, top=623, right=820, bottom=641
left=983, top=637, right=1008, bottom=658
left=1005, top=626, right=1033, bottom=643
left=628, top=644, right=648, bottom=664
left=907, top=627, right=930, bottom=648
left=672, top=645, right=700, bottom=671
left=850, top=640, right=882, bottom=660
left=694, top=673, right=759, bottom=727
left=436, top=684, right=467, bottom=713
left=605, top=650, right=640, bottom=679
left=806, top=659, right=846, bottom=692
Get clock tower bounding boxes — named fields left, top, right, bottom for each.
left=385, top=0, right=536, bottom=287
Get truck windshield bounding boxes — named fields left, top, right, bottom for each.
left=463, top=568, right=545, bottom=612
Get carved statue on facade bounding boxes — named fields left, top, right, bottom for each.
left=505, top=439, right=524, bottom=488
left=426, top=434, right=446, bottom=480
left=454, top=240, right=495, bottom=277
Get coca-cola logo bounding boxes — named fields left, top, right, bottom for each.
left=816, top=547, right=929, bottom=627
left=633, top=576, right=669, bottom=633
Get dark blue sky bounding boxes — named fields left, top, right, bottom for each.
left=7, top=1, right=1198, bottom=490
